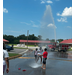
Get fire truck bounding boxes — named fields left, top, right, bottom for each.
left=47, top=43, right=70, bottom=52
left=58, top=44, right=70, bottom=52
left=46, top=42, right=59, bottom=51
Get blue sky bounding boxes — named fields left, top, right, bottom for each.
left=3, top=0, right=72, bottom=40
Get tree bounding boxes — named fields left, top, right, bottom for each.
left=46, top=38, right=49, bottom=41
left=38, top=35, right=42, bottom=40
left=57, top=39, right=63, bottom=43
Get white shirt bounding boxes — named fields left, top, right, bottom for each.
left=34, top=50, right=38, bottom=55
left=37, top=49, right=43, bottom=55
left=3, top=50, right=9, bottom=65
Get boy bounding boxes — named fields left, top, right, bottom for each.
left=39, top=48, right=48, bottom=69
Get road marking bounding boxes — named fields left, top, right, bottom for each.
left=19, top=57, right=35, bottom=59
left=18, top=57, right=72, bottom=62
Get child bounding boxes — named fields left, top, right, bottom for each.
left=39, top=48, right=48, bottom=69
left=37, top=47, right=43, bottom=63
left=34, top=48, right=38, bottom=62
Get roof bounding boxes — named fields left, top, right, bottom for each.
left=60, top=39, right=72, bottom=44
left=20, top=40, right=50, bottom=43
left=3, top=39, right=9, bottom=42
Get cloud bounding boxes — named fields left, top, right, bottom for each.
left=30, top=20, right=39, bottom=27
left=47, top=23, right=57, bottom=28
left=67, top=26, right=71, bottom=28
left=20, top=22, right=31, bottom=25
left=3, top=8, right=8, bottom=13
left=33, top=25, right=38, bottom=27
left=41, top=0, right=53, bottom=4
left=46, top=0, right=53, bottom=3
left=5, top=30, right=22, bottom=33
left=57, top=7, right=72, bottom=17
left=30, top=20, right=35, bottom=23
left=57, top=17, right=67, bottom=22
left=41, top=1, right=45, bottom=4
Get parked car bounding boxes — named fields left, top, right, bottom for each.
left=5, top=44, right=14, bottom=51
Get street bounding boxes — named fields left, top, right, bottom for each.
left=4, top=50, right=72, bottom=75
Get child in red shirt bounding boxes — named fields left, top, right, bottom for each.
left=39, top=48, right=48, bottom=69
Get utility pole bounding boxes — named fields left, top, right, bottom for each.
left=27, top=30, right=29, bottom=48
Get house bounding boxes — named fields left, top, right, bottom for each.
left=3, top=39, right=9, bottom=44
left=19, top=40, right=50, bottom=46
left=59, top=39, right=72, bottom=49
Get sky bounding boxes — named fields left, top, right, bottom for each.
left=3, top=0, right=72, bottom=40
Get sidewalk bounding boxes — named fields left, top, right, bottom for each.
left=8, top=49, right=29, bottom=60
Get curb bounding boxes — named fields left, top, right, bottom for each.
left=8, top=49, right=29, bottom=60
left=8, top=49, right=33, bottom=60
left=8, top=54, right=22, bottom=60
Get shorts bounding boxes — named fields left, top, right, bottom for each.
left=43, top=58, right=47, bottom=64
left=3, top=65, right=6, bottom=72
left=35, top=55, right=37, bottom=58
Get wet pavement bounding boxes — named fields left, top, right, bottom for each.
left=4, top=50, right=72, bottom=75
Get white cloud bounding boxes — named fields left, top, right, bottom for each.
left=30, top=20, right=35, bottom=23
left=33, top=25, right=38, bottom=27
left=57, top=7, right=72, bottom=17
left=57, top=17, right=67, bottom=22
left=46, top=0, right=53, bottom=3
left=30, top=20, right=39, bottom=27
left=20, top=22, right=31, bottom=25
left=47, top=23, right=57, bottom=28
left=41, top=1, right=45, bottom=4
left=67, top=26, right=71, bottom=28
left=41, top=0, right=53, bottom=4
left=3, top=8, right=8, bottom=13
left=57, top=13, right=61, bottom=16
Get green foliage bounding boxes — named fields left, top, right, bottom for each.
left=3, top=34, right=39, bottom=44
left=3, top=34, right=64, bottom=44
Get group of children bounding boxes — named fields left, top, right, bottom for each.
left=34, top=47, right=48, bottom=69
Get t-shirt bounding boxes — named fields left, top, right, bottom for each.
left=3, top=50, right=9, bottom=65
left=37, top=49, right=43, bottom=55
left=34, top=51, right=38, bottom=55
left=43, top=51, right=48, bottom=58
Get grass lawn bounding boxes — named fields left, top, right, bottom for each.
left=68, top=48, right=72, bottom=51
left=8, top=53, right=19, bottom=57
left=14, top=47, right=28, bottom=49
left=8, top=44, right=38, bottom=47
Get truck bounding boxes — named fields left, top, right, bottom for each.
left=46, top=42, right=59, bottom=51
left=58, top=44, right=70, bottom=52
left=47, top=43, right=70, bottom=52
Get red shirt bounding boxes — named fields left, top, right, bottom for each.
left=43, top=51, right=48, bottom=58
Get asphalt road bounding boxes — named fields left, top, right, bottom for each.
left=4, top=51, right=72, bottom=75
left=8, top=49, right=28, bottom=54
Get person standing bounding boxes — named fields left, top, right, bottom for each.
left=3, top=43, right=9, bottom=74
left=34, top=48, right=38, bottom=62
left=39, top=48, right=48, bottom=69
left=37, top=47, right=43, bottom=63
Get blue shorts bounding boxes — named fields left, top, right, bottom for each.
left=43, top=58, right=47, bottom=64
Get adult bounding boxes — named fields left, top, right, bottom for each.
left=3, top=43, right=9, bottom=73
left=39, top=48, right=48, bottom=69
